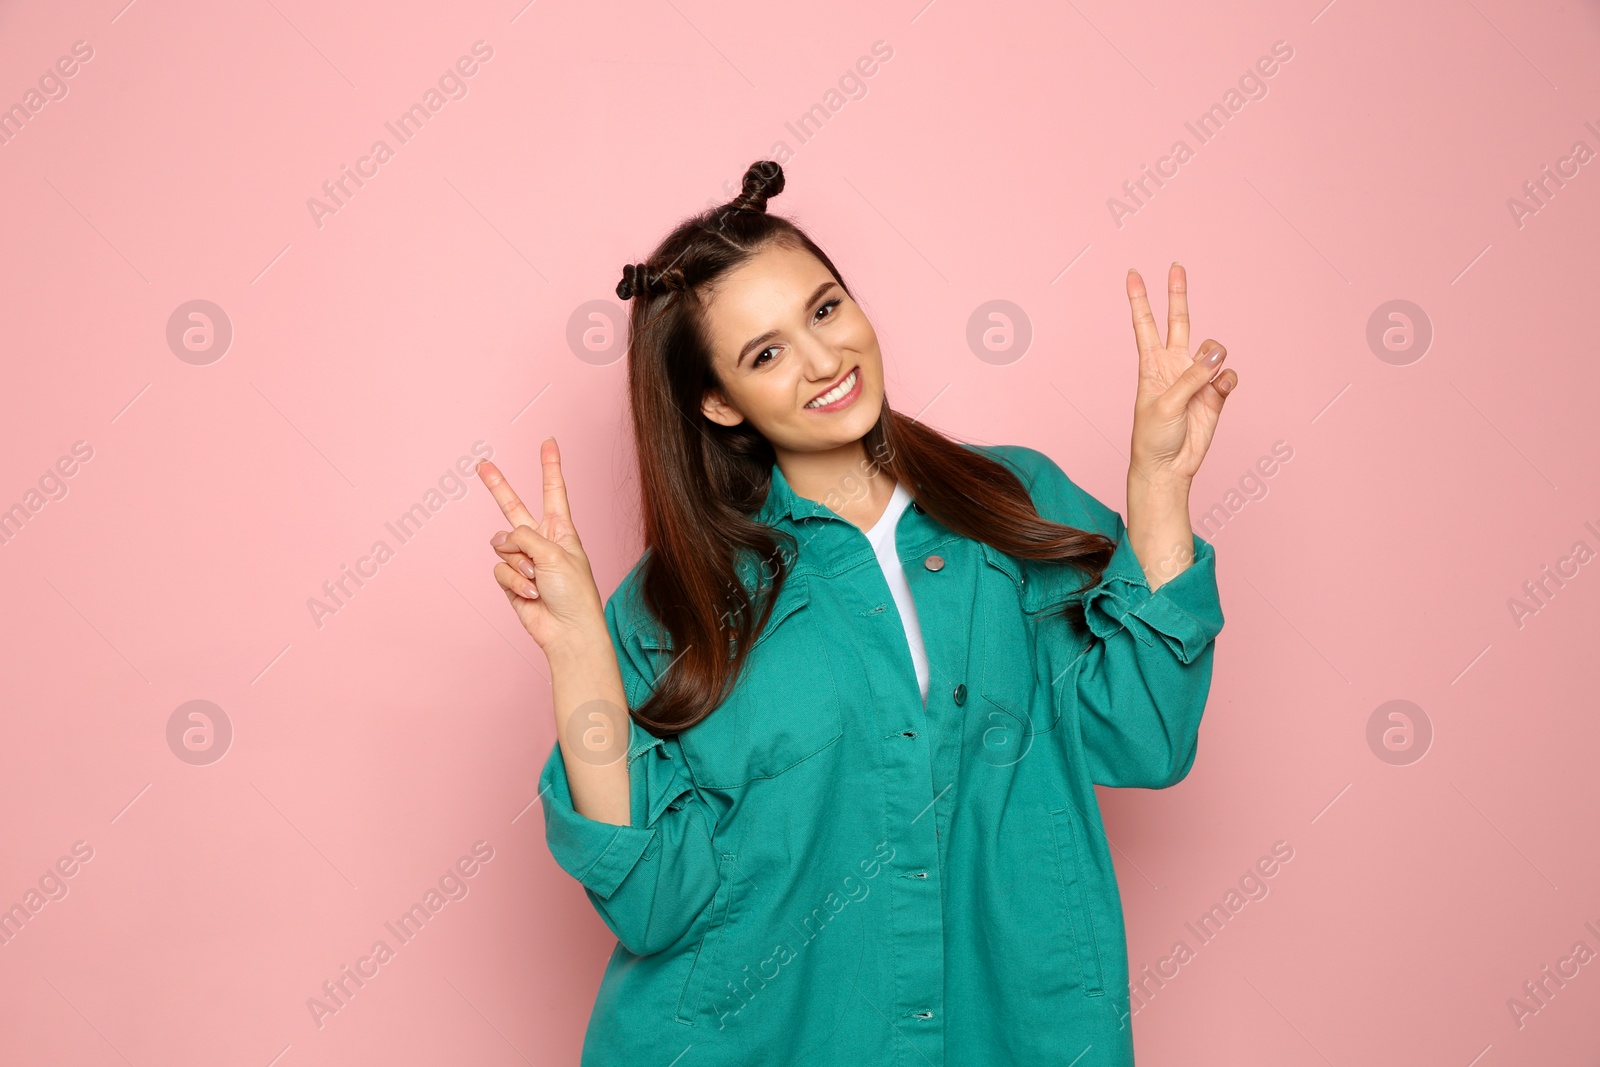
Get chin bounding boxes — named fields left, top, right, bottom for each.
left=828, top=396, right=883, bottom=447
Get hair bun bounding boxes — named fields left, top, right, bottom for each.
left=616, top=262, right=648, bottom=300
left=731, top=160, right=784, bottom=213
left=616, top=261, right=687, bottom=301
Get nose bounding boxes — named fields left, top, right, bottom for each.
left=799, top=338, right=844, bottom=385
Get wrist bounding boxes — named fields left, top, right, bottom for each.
left=1126, top=479, right=1191, bottom=525
left=541, top=612, right=613, bottom=669
left=1127, top=464, right=1192, bottom=496
left=1124, top=468, right=1194, bottom=591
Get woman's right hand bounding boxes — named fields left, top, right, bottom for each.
left=476, top=437, right=605, bottom=653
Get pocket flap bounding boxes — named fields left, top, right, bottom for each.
left=676, top=574, right=845, bottom=790
left=981, top=542, right=1090, bottom=615
left=631, top=572, right=812, bottom=652
left=1020, top=560, right=1091, bottom=615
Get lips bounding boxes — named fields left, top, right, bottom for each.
left=805, top=367, right=860, bottom=410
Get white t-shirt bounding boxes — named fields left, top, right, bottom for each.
left=863, top=481, right=930, bottom=704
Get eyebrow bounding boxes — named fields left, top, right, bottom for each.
left=736, top=281, right=839, bottom=367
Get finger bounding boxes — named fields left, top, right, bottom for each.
left=540, top=437, right=576, bottom=529
left=477, top=460, right=539, bottom=530
left=1167, top=262, right=1190, bottom=354
left=493, top=560, right=540, bottom=600
left=1161, top=340, right=1228, bottom=412
left=490, top=531, right=539, bottom=580
left=504, top=522, right=563, bottom=568
left=1191, top=367, right=1235, bottom=412
left=1126, top=268, right=1162, bottom=367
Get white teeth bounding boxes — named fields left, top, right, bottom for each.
left=806, top=368, right=857, bottom=409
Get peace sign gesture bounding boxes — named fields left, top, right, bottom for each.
left=476, top=437, right=604, bottom=651
left=1125, top=263, right=1238, bottom=485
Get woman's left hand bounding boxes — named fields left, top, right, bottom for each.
left=1124, top=263, right=1237, bottom=486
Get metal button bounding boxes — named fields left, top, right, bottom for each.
left=911, top=501, right=925, bottom=515
left=953, top=683, right=967, bottom=706
left=923, top=554, right=945, bottom=571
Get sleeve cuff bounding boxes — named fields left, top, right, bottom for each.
left=539, top=742, right=657, bottom=901
left=1081, top=532, right=1223, bottom=665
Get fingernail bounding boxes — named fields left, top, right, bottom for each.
left=492, top=532, right=508, bottom=547
left=1127, top=267, right=1136, bottom=274
left=518, top=560, right=537, bottom=579
left=1171, top=260, right=1181, bottom=267
left=525, top=584, right=539, bottom=598
left=1204, top=348, right=1224, bottom=365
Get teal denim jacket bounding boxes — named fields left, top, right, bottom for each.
left=539, top=443, right=1224, bottom=1066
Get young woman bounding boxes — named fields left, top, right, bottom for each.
left=477, top=160, right=1236, bottom=1065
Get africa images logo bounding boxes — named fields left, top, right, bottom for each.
left=305, top=841, right=495, bottom=1029
left=306, top=41, right=495, bottom=230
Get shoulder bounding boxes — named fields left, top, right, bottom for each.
left=602, top=550, right=664, bottom=647
left=960, top=442, right=1050, bottom=487
left=960, top=442, right=1120, bottom=536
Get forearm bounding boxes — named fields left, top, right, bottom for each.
left=1125, top=469, right=1195, bottom=592
left=536, top=613, right=724, bottom=957
left=545, top=622, right=634, bottom=826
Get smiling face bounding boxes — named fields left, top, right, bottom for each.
left=698, top=241, right=885, bottom=457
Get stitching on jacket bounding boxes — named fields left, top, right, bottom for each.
left=682, top=670, right=845, bottom=789
left=1061, top=799, right=1107, bottom=993
left=674, top=852, right=737, bottom=1026
left=1047, top=803, right=1106, bottom=996
left=678, top=587, right=846, bottom=789
left=580, top=824, right=644, bottom=898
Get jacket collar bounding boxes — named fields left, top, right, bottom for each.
left=628, top=457, right=951, bottom=649
left=749, top=456, right=958, bottom=581
left=753, top=457, right=840, bottom=529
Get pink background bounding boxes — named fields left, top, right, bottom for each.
left=3, top=0, right=1598, bottom=1063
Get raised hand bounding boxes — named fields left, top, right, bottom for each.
left=1125, top=263, right=1238, bottom=486
left=476, top=437, right=605, bottom=652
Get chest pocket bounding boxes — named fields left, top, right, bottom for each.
left=641, top=572, right=845, bottom=791
left=978, top=544, right=1093, bottom=736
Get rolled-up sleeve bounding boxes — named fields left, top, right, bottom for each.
left=1073, top=507, right=1222, bottom=789
left=538, top=582, right=721, bottom=956
left=1081, top=516, right=1222, bottom=667
left=998, top=445, right=1225, bottom=790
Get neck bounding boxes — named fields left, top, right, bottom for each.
left=774, top=438, right=898, bottom=529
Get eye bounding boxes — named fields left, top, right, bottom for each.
left=750, top=299, right=843, bottom=369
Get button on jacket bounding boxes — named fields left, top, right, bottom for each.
left=539, top=443, right=1225, bottom=1066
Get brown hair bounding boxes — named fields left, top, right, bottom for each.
left=616, top=160, right=1115, bottom=736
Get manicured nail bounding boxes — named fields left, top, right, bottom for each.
left=518, top=559, right=537, bottom=579
left=1204, top=348, right=1224, bottom=365
left=1171, top=260, right=1181, bottom=267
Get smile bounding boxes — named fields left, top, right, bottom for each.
left=804, top=367, right=862, bottom=411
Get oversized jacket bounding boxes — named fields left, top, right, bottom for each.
left=538, top=442, right=1225, bottom=1065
